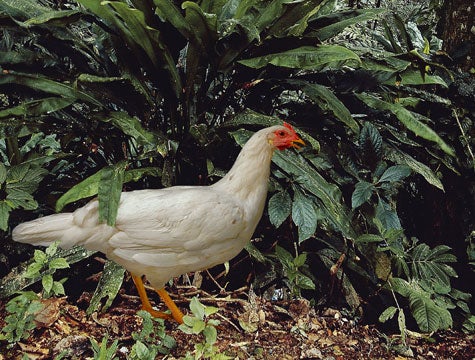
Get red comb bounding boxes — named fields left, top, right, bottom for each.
left=283, top=122, right=296, bottom=133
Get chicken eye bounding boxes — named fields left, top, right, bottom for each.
left=278, top=131, right=286, bottom=137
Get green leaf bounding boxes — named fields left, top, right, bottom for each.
left=292, top=188, right=318, bottom=242
left=268, top=190, right=292, bottom=228
left=295, top=273, right=315, bottom=290
left=359, top=122, right=383, bottom=161
left=23, top=9, right=81, bottom=26
left=0, top=72, right=102, bottom=106
left=86, top=260, right=125, bottom=315
left=0, top=163, right=6, bottom=184
left=51, top=281, right=65, bottom=296
left=378, top=165, right=411, bottom=183
left=238, top=45, right=361, bottom=70
left=42, top=274, right=53, bottom=295
left=102, top=111, right=162, bottom=148
left=384, top=69, right=448, bottom=88
left=192, top=319, right=206, bottom=334
left=56, top=167, right=161, bottom=212
left=410, top=243, right=457, bottom=292
left=202, top=325, right=217, bottom=344
left=33, top=249, right=47, bottom=264
left=310, top=9, right=387, bottom=41
left=266, top=0, right=328, bottom=37
left=0, top=97, right=75, bottom=119
left=189, top=297, right=206, bottom=320
left=272, top=150, right=354, bottom=239
left=0, top=0, right=50, bottom=19
left=0, top=201, right=11, bottom=231
left=351, top=181, right=375, bottom=209
left=375, top=198, right=401, bottom=230
left=288, top=80, right=359, bottom=133
left=244, top=243, right=268, bottom=263
left=357, top=94, right=455, bottom=156
left=386, top=148, right=444, bottom=190
left=379, top=306, right=397, bottom=323
left=48, top=258, right=70, bottom=270
left=275, top=245, right=294, bottom=271
left=356, top=233, right=385, bottom=244
left=55, top=170, right=103, bottom=212
left=409, top=291, right=452, bottom=332
left=98, top=161, right=127, bottom=226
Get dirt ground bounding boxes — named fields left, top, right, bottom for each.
left=0, top=284, right=474, bottom=360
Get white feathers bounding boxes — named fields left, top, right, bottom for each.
left=12, top=125, right=293, bottom=289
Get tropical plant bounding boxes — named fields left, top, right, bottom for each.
left=0, top=0, right=472, bottom=337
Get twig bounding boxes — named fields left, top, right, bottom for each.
left=215, top=312, right=242, bottom=332
left=206, top=269, right=227, bottom=293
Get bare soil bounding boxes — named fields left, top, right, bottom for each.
left=0, top=285, right=473, bottom=360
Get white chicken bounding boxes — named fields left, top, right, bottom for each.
left=12, top=123, right=304, bottom=323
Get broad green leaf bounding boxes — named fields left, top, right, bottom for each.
left=154, top=0, right=196, bottom=44
left=33, top=249, right=47, bottom=264
left=397, top=308, right=406, bottom=343
left=0, top=201, right=11, bottom=231
left=356, top=233, right=385, bottom=244
left=182, top=1, right=217, bottom=47
left=24, top=9, right=81, bottom=26
left=0, top=0, right=50, bottom=19
left=81, top=0, right=158, bottom=65
left=6, top=190, right=37, bottom=210
left=357, top=94, right=455, bottom=156
left=378, top=165, right=411, bottom=183
left=266, top=0, right=326, bottom=37
left=56, top=167, right=161, bottom=212
left=102, top=111, right=161, bottom=148
left=0, top=50, right=39, bottom=66
left=51, top=281, right=65, bottom=296
left=375, top=198, right=401, bottom=230
left=351, top=181, right=375, bottom=209
left=292, top=188, right=318, bottom=242
left=0, top=73, right=102, bottom=106
left=0, top=98, right=74, bottom=119
left=288, top=80, right=359, bottom=133
left=0, top=163, right=7, bottom=184
left=410, top=243, right=457, bottom=292
left=98, top=161, right=127, bottom=226
left=384, top=69, right=448, bottom=88
left=379, top=306, right=397, bottom=323
left=86, top=260, right=125, bottom=315
left=55, top=169, right=103, bottom=212
left=189, top=297, right=206, bottom=320
left=386, top=148, right=444, bottom=190
left=409, top=290, right=452, bottom=332
left=238, top=45, right=361, bottom=70
left=360, top=122, right=383, bottom=160
left=42, top=274, right=53, bottom=295
left=275, top=245, right=294, bottom=271
left=48, top=258, right=69, bottom=270
left=295, top=273, right=315, bottom=290
left=273, top=150, right=353, bottom=238
left=268, top=190, right=292, bottom=228
left=244, top=243, right=268, bottom=263
left=202, top=325, right=217, bottom=344
left=310, top=9, right=387, bottom=41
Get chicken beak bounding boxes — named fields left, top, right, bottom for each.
left=291, top=137, right=305, bottom=150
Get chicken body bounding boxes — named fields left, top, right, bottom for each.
left=13, top=123, right=304, bottom=322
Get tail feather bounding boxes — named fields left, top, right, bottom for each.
left=12, top=213, right=75, bottom=248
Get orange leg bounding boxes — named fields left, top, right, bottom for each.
left=132, top=275, right=184, bottom=324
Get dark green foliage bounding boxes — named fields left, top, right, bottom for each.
left=0, top=0, right=472, bottom=339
